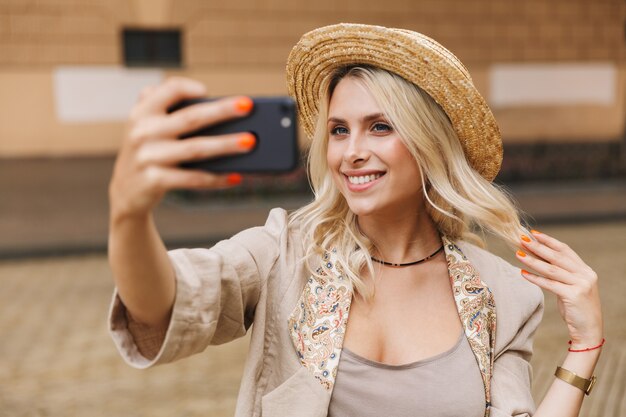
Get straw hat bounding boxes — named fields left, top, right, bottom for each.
left=286, top=23, right=502, bottom=182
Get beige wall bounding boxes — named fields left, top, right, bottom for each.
left=0, top=0, right=624, bottom=156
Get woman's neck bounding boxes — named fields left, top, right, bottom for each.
left=357, top=209, right=441, bottom=263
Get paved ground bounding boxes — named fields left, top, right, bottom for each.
left=0, top=222, right=624, bottom=417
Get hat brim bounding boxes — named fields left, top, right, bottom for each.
left=286, top=23, right=502, bottom=182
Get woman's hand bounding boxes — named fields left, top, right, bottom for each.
left=516, top=230, right=603, bottom=349
left=109, top=76, right=256, bottom=222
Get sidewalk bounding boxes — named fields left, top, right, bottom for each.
left=1, top=156, right=625, bottom=258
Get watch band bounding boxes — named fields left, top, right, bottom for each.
left=555, top=366, right=597, bottom=395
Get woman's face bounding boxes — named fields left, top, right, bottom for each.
left=326, top=76, right=424, bottom=218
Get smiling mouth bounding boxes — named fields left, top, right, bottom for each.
left=346, top=173, right=384, bottom=185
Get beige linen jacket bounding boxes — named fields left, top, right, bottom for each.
left=109, top=208, right=544, bottom=417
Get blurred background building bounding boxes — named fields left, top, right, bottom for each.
left=2, top=0, right=625, bottom=258
left=0, top=0, right=624, bottom=181
left=0, top=1, right=625, bottom=416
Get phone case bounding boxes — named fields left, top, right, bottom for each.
left=169, top=97, right=299, bottom=173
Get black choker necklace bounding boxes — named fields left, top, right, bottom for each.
left=370, top=245, right=444, bottom=267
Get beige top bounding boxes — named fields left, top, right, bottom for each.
left=108, top=208, right=544, bottom=417
left=328, top=330, right=485, bottom=417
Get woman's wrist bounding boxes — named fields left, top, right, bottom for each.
left=110, top=205, right=153, bottom=229
left=560, top=343, right=602, bottom=380
left=568, top=332, right=605, bottom=351
left=568, top=338, right=605, bottom=352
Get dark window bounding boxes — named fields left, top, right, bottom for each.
left=122, top=28, right=182, bottom=68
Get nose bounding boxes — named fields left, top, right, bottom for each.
left=343, top=131, right=371, bottom=165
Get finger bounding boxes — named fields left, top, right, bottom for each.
left=150, top=167, right=243, bottom=191
left=127, top=96, right=254, bottom=145
left=515, top=250, right=577, bottom=285
left=132, top=77, right=207, bottom=118
left=520, top=269, right=568, bottom=298
left=529, top=229, right=584, bottom=264
left=136, top=133, right=256, bottom=167
left=160, top=96, right=255, bottom=138
left=520, top=233, right=578, bottom=273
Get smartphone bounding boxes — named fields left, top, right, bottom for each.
left=168, top=96, right=299, bottom=173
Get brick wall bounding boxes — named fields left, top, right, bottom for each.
left=0, top=0, right=622, bottom=68
left=0, top=0, right=129, bottom=66
left=180, top=0, right=625, bottom=67
left=0, top=0, right=624, bottom=156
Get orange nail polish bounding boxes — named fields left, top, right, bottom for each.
left=521, top=269, right=529, bottom=275
left=238, top=133, right=256, bottom=150
left=235, top=97, right=253, bottom=113
left=227, top=173, right=242, bottom=185
left=521, top=235, right=531, bottom=243
left=516, top=250, right=527, bottom=257
left=531, top=229, right=541, bottom=235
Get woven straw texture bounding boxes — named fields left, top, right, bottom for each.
left=286, top=23, right=502, bottom=181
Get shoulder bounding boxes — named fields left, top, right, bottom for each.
left=228, top=207, right=296, bottom=250
left=225, top=207, right=305, bottom=277
left=455, top=240, right=544, bottom=353
left=172, top=208, right=299, bottom=281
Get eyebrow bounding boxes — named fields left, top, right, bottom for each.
left=327, top=113, right=386, bottom=124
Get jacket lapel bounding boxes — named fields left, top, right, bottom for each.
left=287, top=237, right=496, bottom=408
left=442, top=236, right=496, bottom=410
left=287, top=249, right=352, bottom=391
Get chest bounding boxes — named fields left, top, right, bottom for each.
left=284, top=238, right=496, bottom=402
left=342, top=259, right=463, bottom=365
left=328, top=331, right=486, bottom=417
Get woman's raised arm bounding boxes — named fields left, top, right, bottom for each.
left=108, top=77, right=255, bottom=328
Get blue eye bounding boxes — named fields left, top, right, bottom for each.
left=372, top=123, right=391, bottom=132
left=330, top=126, right=349, bottom=135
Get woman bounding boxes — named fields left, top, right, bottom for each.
left=108, top=24, right=603, bottom=417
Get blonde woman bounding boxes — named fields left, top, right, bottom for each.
left=108, top=24, right=604, bottom=417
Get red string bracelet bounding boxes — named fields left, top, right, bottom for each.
left=568, top=338, right=605, bottom=352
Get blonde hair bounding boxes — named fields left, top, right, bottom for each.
left=289, top=65, right=528, bottom=300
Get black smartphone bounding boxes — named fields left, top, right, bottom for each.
left=168, top=96, right=299, bottom=173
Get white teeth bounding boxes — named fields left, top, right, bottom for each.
left=347, top=173, right=382, bottom=185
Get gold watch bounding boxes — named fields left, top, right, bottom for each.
left=555, top=366, right=597, bottom=395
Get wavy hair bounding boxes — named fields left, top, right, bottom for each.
left=289, top=65, right=528, bottom=300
